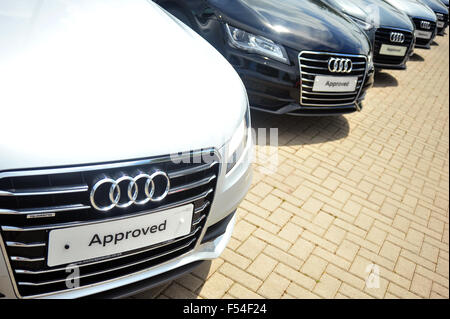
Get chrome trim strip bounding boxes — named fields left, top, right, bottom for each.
left=168, top=161, right=218, bottom=179
left=194, top=201, right=210, bottom=214
left=192, top=215, right=206, bottom=226
left=168, top=175, right=216, bottom=195
left=10, top=256, right=45, bottom=262
left=17, top=238, right=197, bottom=286
left=6, top=241, right=46, bottom=248
left=302, top=96, right=356, bottom=101
left=0, top=185, right=88, bottom=197
left=0, top=150, right=215, bottom=180
left=301, top=89, right=359, bottom=96
left=1, top=188, right=214, bottom=232
left=14, top=227, right=202, bottom=275
left=0, top=204, right=91, bottom=216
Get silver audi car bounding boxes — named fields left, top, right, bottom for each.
left=0, top=0, right=252, bottom=298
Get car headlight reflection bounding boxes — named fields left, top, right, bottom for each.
left=225, top=24, right=289, bottom=64
left=226, top=107, right=250, bottom=174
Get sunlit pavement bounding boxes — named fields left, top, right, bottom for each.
left=132, top=34, right=449, bottom=299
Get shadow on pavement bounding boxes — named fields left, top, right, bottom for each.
left=373, top=70, right=398, bottom=88
left=250, top=110, right=350, bottom=146
left=130, top=261, right=210, bottom=299
left=409, top=53, right=425, bottom=62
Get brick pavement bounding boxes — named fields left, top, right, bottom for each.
left=133, top=34, right=449, bottom=299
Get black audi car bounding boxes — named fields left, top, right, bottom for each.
left=154, top=0, right=374, bottom=116
left=383, top=0, right=438, bottom=48
left=322, top=0, right=416, bottom=70
left=419, top=0, right=449, bottom=35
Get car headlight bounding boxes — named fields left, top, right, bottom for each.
left=226, top=107, right=250, bottom=174
left=367, top=52, right=374, bottom=70
left=348, top=15, right=374, bottom=31
left=225, top=24, right=289, bottom=64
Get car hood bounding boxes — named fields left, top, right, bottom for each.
left=383, top=0, right=438, bottom=20
left=331, top=0, right=414, bottom=30
left=0, top=0, right=247, bottom=172
left=208, top=0, right=371, bottom=55
left=419, top=0, right=448, bottom=14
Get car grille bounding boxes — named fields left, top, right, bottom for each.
left=374, top=28, right=413, bottom=66
left=436, top=13, right=449, bottom=31
left=298, top=51, right=367, bottom=108
left=412, top=19, right=436, bottom=46
left=0, top=149, right=219, bottom=297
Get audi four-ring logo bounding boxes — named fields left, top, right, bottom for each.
left=90, top=171, right=170, bottom=212
left=328, top=58, right=353, bottom=73
left=420, top=21, right=431, bottom=29
left=390, top=32, right=405, bottom=43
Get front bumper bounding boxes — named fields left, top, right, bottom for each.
left=223, top=46, right=373, bottom=116
left=0, top=142, right=253, bottom=299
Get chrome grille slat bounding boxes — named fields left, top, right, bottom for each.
left=0, top=204, right=91, bottom=216
left=10, top=256, right=45, bottom=262
left=168, top=175, right=216, bottom=195
left=168, top=161, right=218, bottom=179
left=6, top=241, right=46, bottom=248
left=301, top=96, right=357, bottom=101
left=298, top=51, right=367, bottom=108
left=14, top=226, right=202, bottom=275
left=0, top=149, right=219, bottom=297
left=0, top=185, right=88, bottom=197
left=17, top=238, right=197, bottom=287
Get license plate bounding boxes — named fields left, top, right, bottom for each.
left=415, top=30, right=432, bottom=39
left=312, top=75, right=358, bottom=92
left=47, top=204, right=193, bottom=267
left=379, top=44, right=407, bottom=57
left=437, top=21, right=444, bottom=28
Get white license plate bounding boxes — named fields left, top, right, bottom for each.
left=312, top=75, right=358, bottom=92
left=47, top=204, right=193, bottom=267
left=379, top=44, right=407, bottom=57
left=415, top=30, right=432, bottom=39
left=437, top=21, right=444, bottom=28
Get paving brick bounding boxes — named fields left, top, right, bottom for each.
left=228, top=283, right=264, bottom=299
left=257, top=273, right=290, bottom=299
left=379, top=241, right=401, bottom=262
left=219, top=262, right=262, bottom=292
left=420, top=242, right=440, bottom=263
left=278, top=222, right=303, bottom=243
left=394, top=256, right=416, bottom=280
left=366, top=227, right=387, bottom=246
left=237, top=236, right=266, bottom=260
left=313, top=274, right=341, bottom=298
left=301, top=255, right=328, bottom=280
left=264, top=245, right=304, bottom=269
left=324, top=225, right=347, bottom=245
left=286, top=282, right=321, bottom=299
left=410, top=273, right=433, bottom=298
left=275, top=263, right=316, bottom=290
left=198, top=272, right=233, bottom=299
left=247, top=254, right=278, bottom=280
left=336, top=239, right=360, bottom=262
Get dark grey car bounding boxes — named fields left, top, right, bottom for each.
left=322, top=0, right=416, bottom=69
left=383, top=0, right=438, bottom=48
